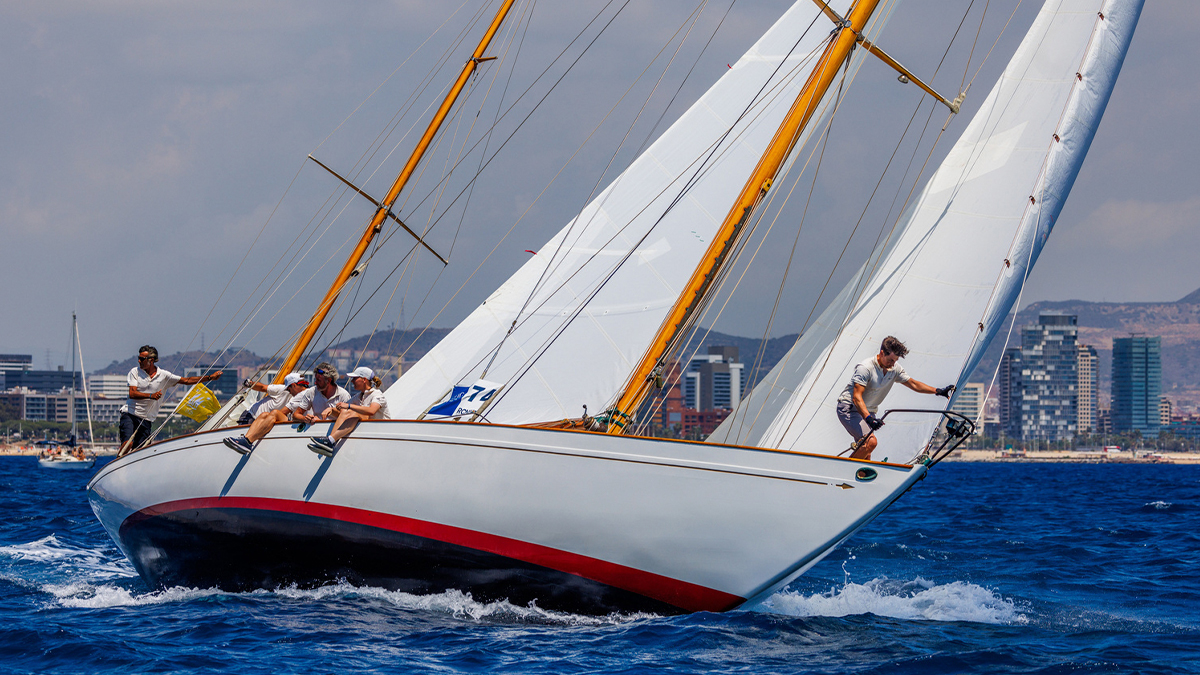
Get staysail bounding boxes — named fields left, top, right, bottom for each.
left=711, top=0, right=1142, bottom=458
left=386, top=1, right=894, bottom=424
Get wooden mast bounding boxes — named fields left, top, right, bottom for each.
left=605, top=0, right=882, bottom=432
left=274, top=0, right=517, bottom=383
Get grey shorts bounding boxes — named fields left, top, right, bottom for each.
left=836, top=400, right=870, bottom=440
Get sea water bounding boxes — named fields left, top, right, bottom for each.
left=1, top=458, right=1196, bottom=674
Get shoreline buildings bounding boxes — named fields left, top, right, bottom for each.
left=1111, top=335, right=1162, bottom=437
left=1000, top=313, right=1080, bottom=441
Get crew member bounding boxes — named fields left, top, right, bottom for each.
left=309, top=366, right=391, bottom=456
left=836, top=336, right=954, bottom=460
left=223, top=363, right=347, bottom=455
left=119, top=345, right=222, bottom=456
left=236, top=372, right=308, bottom=425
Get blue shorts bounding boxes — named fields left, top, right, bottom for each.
left=836, top=400, right=870, bottom=440
left=119, top=412, right=154, bottom=450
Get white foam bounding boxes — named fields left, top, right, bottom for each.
left=43, top=580, right=655, bottom=624
left=45, top=582, right=229, bottom=609
left=761, top=577, right=1028, bottom=624
left=0, top=535, right=136, bottom=580
left=274, top=583, right=655, bottom=624
left=1145, top=500, right=1172, bottom=510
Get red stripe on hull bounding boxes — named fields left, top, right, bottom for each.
left=125, top=496, right=744, bottom=613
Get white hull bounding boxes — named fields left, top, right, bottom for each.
left=38, top=457, right=96, bottom=470
left=87, top=421, right=924, bottom=613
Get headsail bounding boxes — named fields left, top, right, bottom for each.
left=387, top=1, right=894, bottom=424
left=711, top=0, right=1142, bottom=458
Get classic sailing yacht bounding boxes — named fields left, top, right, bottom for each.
left=88, top=0, right=1141, bottom=613
left=39, top=312, right=97, bottom=470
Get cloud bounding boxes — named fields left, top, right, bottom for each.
left=1070, top=196, right=1200, bottom=251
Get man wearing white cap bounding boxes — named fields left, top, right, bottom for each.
left=237, top=372, right=309, bottom=425
left=309, top=366, right=391, bottom=456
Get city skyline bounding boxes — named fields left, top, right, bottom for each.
left=3, top=2, right=1199, bottom=371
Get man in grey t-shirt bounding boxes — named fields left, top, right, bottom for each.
left=836, top=336, right=955, bottom=460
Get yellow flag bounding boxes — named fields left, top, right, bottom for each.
left=177, top=383, right=222, bottom=423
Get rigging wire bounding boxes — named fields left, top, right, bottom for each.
left=636, top=35, right=858, bottom=437
left=179, top=1, right=491, bottom=382
left=482, top=17, right=832, bottom=416
left=455, top=29, right=836, bottom=416
left=764, top=0, right=1030, bottom=449
left=324, top=0, right=638, bottom=364
left=479, top=0, right=714, bottom=378
left=160, top=0, right=525, bottom=402
left=361, top=1, right=540, bottom=376
left=166, top=1, right=481, bottom=382
left=317, top=0, right=538, bottom=373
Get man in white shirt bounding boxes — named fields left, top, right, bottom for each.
left=223, top=363, right=348, bottom=455
left=119, top=345, right=223, bottom=456
left=309, top=366, right=391, bottom=456
left=836, top=336, right=954, bottom=460
left=239, top=372, right=309, bottom=423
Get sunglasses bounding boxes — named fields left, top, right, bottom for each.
left=138, top=355, right=154, bottom=361
left=314, top=369, right=328, bottom=376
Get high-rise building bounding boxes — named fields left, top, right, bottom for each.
left=950, top=382, right=986, bottom=426
left=999, top=346, right=1022, bottom=437
left=1159, top=396, right=1172, bottom=428
left=999, top=313, right=1079, bottom=441
left=1111, top=336, right=1162, bottom=437
left=682, top=346, right=744, bottom=411
left=1077, top=344, right=1099, bottom=433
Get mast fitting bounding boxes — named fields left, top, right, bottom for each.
left=307, top=154, right=448, bottom=265
left=858, top=37, right=964, bottom=114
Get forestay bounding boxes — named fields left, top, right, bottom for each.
left=711, top=0, right=1142, bottom=459
left=387, top=1, right=894, bottom=423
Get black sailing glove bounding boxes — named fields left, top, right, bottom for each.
left=864, top=414, right=884, bottom=430
left=935, top=384, right=956, bottom=398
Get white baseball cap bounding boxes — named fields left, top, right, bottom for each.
left=348, top=366, right=374, bottom=380
left=283, top=373, right=304, bottom=386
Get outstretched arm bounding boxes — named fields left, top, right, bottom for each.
left=179, top=371, right=223, bottom=386
left=902, top=378, right=954, bottom=397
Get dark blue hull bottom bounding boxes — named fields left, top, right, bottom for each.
left=118, top=506, right=687, bottom=615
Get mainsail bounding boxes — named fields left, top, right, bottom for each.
left=711, top=0, right=1142, bottom=458
left=386, top=0, right=895, bottom=424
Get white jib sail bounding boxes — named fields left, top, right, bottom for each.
left=387, top=1, right=896, bottom=424
left=711, top=0, right=1142, bottom=459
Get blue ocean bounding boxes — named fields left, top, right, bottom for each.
left=1, top=458, right=1196, bottom=674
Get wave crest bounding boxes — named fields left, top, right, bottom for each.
left=43, top=580, right=654, bottom=624
left=761, top=577, right=1027, bottom=624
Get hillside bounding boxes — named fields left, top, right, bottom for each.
left=95, top=285, right=1200, bottom=412
left=96, top=349, right=267, bottom=376
left=971, top=287, right=1200, bottom=411
left=323, top=328, right=453, bottom=362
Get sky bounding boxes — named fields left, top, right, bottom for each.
left=2, top=0, right=1197, bottom=372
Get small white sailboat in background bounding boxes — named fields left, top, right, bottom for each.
left=39, top=312, right=97, bottom=471
left=88, top=0, right=1142, bottom=613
